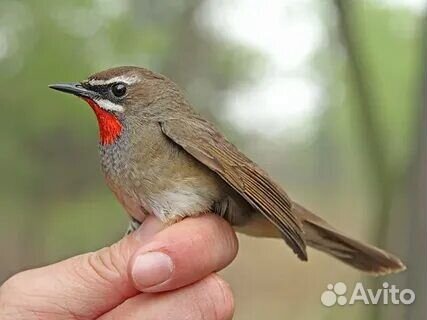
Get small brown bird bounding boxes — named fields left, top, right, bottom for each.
left=49, top=66, right=405, bottom=275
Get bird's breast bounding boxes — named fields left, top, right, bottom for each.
left=98, top=122, right=226, bottom=224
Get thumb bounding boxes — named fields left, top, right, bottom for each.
left=2, top=217, right=165, bottom=320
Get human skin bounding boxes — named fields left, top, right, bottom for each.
left=0, top=214, right=238, bottom=320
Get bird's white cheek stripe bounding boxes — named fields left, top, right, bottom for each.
left=95, top=99, right=124, bottom=112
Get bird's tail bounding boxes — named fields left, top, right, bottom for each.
left=293, top=202, right=406, bottom=275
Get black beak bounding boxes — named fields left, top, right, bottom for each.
left=48, top=82, right=98, bottom=99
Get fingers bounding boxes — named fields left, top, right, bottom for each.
left=0, top=215, right=165, bottom=320
left=100, top=274, right=234, bottom=320
left=129, top=214, right=238, bottom=292
left=0, top=214, right=238, bottom=320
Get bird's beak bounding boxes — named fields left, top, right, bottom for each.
left=48, top=82, right=98, bottom=100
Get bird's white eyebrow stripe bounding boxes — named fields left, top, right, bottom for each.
left=88, top=75, right=140, bottom=86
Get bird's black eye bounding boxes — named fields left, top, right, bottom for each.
left=111, top=83, right=127, bottom=97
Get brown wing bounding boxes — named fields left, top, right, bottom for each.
left=160, top=117, right=307, bottom=260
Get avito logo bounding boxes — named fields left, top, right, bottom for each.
left=321, top=282, right=415, bottom=307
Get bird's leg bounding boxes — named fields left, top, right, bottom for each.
left=125, top=217, right=141, bottom=236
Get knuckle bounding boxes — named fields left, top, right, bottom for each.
left=0, top=273, right=32, bottom=318
left=76, top=241, right=130, bottom=289
left=0, top=277, right=14, bottom=303
left=1, top=275, right=17, bottom=294
left=0, top=272, right=26, bottom=298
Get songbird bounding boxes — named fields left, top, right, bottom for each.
left=49, top=66, right=405, bottom=275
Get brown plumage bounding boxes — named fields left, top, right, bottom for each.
left=49, top=66, right=406, bottom=274
left=160, top=118, right=307, bottom=260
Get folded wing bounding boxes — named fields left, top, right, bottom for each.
left=160, top=117, right=307, bottom=260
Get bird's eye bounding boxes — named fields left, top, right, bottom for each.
left=111, top=83, right=127, bottom=97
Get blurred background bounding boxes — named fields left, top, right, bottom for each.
left=0, top=0, right=425, bottom=319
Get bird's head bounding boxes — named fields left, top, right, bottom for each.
left=49, top=66, right=184, bottom=145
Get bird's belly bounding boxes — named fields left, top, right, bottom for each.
left=146, top=183, right=219, bottom=223
left=105, top=158, right=254, bottom=226
left=140, top=160, right=228, bottom=223
left=99, top=130, right=253, bottom=226
left=103, top=157, right=224, bottom=224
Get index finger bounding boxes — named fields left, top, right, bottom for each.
left=129, top=214, right=238, bottom=292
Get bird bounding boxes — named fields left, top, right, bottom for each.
left=49, top=66, right=405, bottom=275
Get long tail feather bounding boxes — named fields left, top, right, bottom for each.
left=293, top=202, right=406, bottom=275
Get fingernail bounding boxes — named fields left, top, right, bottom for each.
left=132, top=252, right=173, bottom=289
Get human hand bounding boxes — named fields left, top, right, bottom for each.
left=0, top=214, right=238, bottom=319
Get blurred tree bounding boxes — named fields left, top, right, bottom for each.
left=405, top=10, right=427, bottom=320
left=334, top=0, right=394, bottom=249
left=327, top=1, right=424, bottom=319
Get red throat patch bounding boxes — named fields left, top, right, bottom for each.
left=83, top=98, right=123, bottom=145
